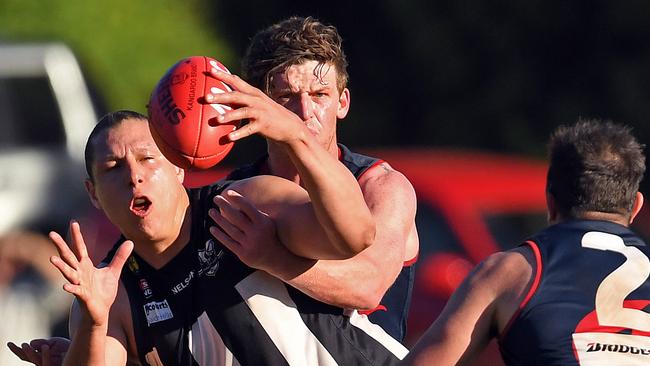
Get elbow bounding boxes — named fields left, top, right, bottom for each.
left=340, top=220, right=376, bottom=258
left=351, top=284, right=385, bottom=310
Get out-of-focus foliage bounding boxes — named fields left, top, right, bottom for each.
left=0, top=0, right=233, bottom=114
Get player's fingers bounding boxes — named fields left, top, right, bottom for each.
left=109, top=240, right=134, bottom=276
left=204, top=90, right=249, bottom=107
left=69, top=220, right=89, bottom=259
left=62, top=283, right=85, bottom=298
left=212, top=195, right=254, bottom=227
left=6, top=342, right=28, bottom=362
left=29, top=338, right=52, bottom=349
left=50, top=256, right=79, bottom=285
left=208, top=68, right=259, bottom=95
left=20, top=342, right=41, bottom=364
left=229, top=122, right=258, bottom=141
left=209, top=225, right=242, bottom=254
left=48, top=231, right=79, bottom=269
left=213, top=107, right=259, bottom=128
left=41, top=344, right=51, bottom=366
left=208, top=207, right=247, bottom=242
left=222, top=190, right=267, bottom=224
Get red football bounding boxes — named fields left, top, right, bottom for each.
left=147, top=56, right=237, bottom=170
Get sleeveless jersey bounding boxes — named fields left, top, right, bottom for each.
left=226, top=143, right=416, bottom=342
left=104, top=181, right=408, bottom=366
left=498, top=219, right=650, bottom=366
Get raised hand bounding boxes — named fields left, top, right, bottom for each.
left=204, top=69, right=307, bottom=144
left=48, top=221, right=133, bottom=326
left=7, top=337, right=70, bottom=366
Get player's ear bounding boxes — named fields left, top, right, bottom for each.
left=84, top=179, right=101, bottom=209
left=546, top=191, right=558, bottom=224
left=629, top=191, right=644, bottom=224
left=337, top=88, right=350, bottom=119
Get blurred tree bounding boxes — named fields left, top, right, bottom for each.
left=0, top=0, right=234, bottom=114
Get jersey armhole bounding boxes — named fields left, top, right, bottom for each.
left=499, top=240, right=543, bottom=339
left=356, top=159, right=386, bottom=182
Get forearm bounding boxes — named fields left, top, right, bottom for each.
left=282, top=137, right=375, bottom=256
left=64, top=318, right=108, bottom=366
left=271, top=253, right=393, bottom=309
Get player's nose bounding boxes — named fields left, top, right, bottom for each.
left=296, top=94, right=313, bottom=121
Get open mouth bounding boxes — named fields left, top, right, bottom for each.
left=130, top=196, right=152, bottom=217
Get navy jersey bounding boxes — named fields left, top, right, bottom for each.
left=104, top=181, right=407, bottom=366
left=227, top=143, right=416, bottom=342
left=499, top=220, right=650, bottom=366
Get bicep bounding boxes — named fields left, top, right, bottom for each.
left=359, top=167, right=418, bottom=270
left=228, top=176, right=351, bottom=259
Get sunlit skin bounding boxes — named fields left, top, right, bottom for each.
left=83, top=119, right=190, bottom=261
left=268, top=60, right=350, bottom=155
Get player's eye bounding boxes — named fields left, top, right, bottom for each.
left=103, top=160, right=118, bottom=171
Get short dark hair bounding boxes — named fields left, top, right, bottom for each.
left=547, top=118, right=646, bottom=219
left=242, top=16, right=349, bottom=95
left=84, top=110, right=148, bottom=181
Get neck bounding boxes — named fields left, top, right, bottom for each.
left=553, top=211, right=631, bottom=227
left=133, top=195, right=192, bottom=269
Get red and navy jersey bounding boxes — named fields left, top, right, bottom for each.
left=499, top=219, right=650, bottom=365
left=226, top=143, right=416, bottom=342
left=104, top=181, right=408, bottom=365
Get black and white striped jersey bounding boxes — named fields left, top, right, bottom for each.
left=105, top=181, right=408, bottom=366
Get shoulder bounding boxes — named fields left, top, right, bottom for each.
left=358, top=161, right=416, bottom=203
left=469, top=247, right=535, bottom=290
left=466, top=247, right=536, bottom=330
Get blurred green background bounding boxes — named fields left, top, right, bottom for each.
left=2, top=0, right=650, bottom=161
left=0, top=0, right=233, bottom=114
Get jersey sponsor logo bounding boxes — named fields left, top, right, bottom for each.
left=171, top=270, right=195, bottom=295
left=198, top=239, right=223, bottom=277
left=139, top=278, right=153, bottom=299
left=144, top=299, right=174, bottom=326
left=586, top=342, right=650, bottom=355
left=574, top=332, right=650, bottom=365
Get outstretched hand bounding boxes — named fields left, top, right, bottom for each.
left=7, top=337, right=70, bottom=366
left=48, top=221, right=133, bottom=326
left=204, top=69, right=307, bottom=144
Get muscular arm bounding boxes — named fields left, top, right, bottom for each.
left=214, top=175, right=371, bottom=260
left=206, top=70, right=375, bottom=258
left=403, top=247, right=535, bottom=366
left=280, top=132, right=376, bottom=258
left=266, top=165, right=418, bottom=309
left=205, top=71, right=416, bottom=308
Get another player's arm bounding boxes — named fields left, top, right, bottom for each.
left=214, top=175, right=368, bottom=260
left=270, top=165, right=418, bottom=309
left=66, top=289, right=130, bottom=366
left=206, top=70, right=375, bottom=258
left=48, top=222, right=133, bottom=366
left=403, top=247, right=535, bottom=366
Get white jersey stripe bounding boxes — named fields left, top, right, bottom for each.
left=235, top=271, right=339, bottom=366
left=347, top=310, right=409, bottom=359
left=190, top=311, right=241, bottom=366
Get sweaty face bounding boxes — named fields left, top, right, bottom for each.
left=85, top=118, right=186, bottom=243
left=269, top=60, right=350, bottom=152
